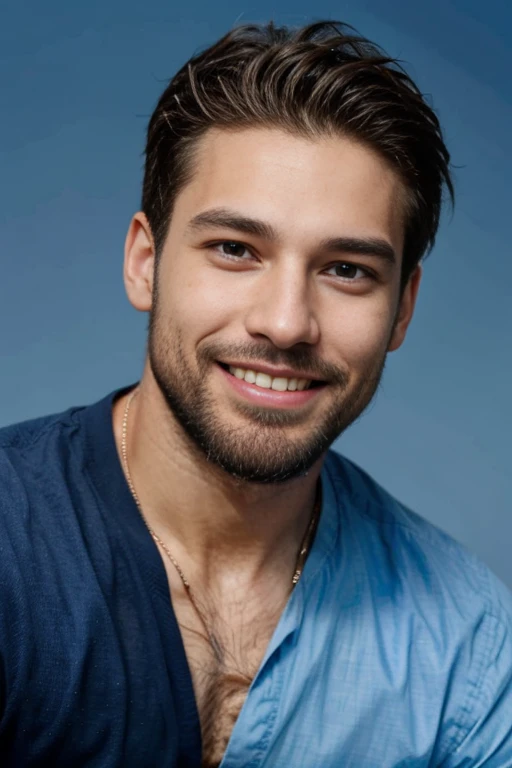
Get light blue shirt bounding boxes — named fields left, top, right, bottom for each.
left=219, top=451, right=512, bottom=767
left=2, top=390, right=511, bottom=766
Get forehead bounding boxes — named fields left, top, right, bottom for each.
left=172, top=127, right=406, bottom=257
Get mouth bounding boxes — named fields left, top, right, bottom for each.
left=218, top=362, right=325, bottom=393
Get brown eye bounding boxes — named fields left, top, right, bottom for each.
left=334, top=263, right=359, bottom=279
left=220, top=242, right=248, bottom=258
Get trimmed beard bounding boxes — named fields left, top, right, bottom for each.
left=148, top=293, right=389, bottom=484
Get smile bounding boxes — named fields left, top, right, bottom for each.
left=216, top=361, right=325, bottom=409
left=228, top=366, right=313, bottom=391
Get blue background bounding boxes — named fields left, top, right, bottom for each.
left=1, top=1, right=511, bottom=586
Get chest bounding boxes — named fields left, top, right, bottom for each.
left=169, top=580, right=287, bottom=768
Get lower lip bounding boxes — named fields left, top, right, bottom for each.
left=217, top=364, right=324, bottom=408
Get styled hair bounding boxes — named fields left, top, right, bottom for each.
left=142, top=21, right=453, bottom=286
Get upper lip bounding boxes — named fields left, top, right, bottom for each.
left=219, top=360, right=324, bottom=381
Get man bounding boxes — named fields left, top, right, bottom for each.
left=1, top=19, right=511, bottom=767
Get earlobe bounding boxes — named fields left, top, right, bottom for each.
left=123, top=212, right=156, bottom=312
left=388, top=265, right=422, bottom=352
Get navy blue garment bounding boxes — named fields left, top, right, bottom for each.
left=0, top=386, right=202, bottom=767
left=2, top=386, right=512, bottom=767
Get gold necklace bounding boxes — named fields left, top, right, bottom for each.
left=120, top=386, right=320, bottom=656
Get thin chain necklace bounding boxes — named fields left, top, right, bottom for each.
left=120, top=386, right=321, bottom=657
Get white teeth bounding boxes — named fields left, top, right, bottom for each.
left=227, top=365, right=312, bottom=392
left=255, top=372, right=272, bottom=389
left=271, top=377, right=288, bottom=392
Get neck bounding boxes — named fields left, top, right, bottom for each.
left=112, top=373, right=322, bottom=584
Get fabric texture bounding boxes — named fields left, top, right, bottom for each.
left=0, top=386, right=511, bottom=767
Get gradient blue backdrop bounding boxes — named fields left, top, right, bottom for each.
left=1, top=0, right=511, bottom=586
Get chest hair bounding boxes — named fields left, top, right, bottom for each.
left=177, top=594, right=285, bottom=767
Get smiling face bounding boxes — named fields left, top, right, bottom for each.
left=126, top=127, right=420, bottom=483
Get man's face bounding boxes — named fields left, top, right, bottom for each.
left=145, top=127, right=415, bottom=483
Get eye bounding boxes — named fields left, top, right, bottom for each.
left=212, top=241, right=252, bottom=260
left=325, top=262, right=370, bottom=281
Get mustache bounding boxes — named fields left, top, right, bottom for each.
left=199, top=340, right=349, bottom=386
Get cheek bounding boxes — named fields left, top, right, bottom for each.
left=321, top=299, right=395, bottom=370
left=157, top=258, right=244, bottom=340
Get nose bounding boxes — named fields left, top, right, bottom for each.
left=244, top=259, right=320, bottom=349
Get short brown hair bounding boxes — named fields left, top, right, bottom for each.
left=142, top=21, right=453, bottom=286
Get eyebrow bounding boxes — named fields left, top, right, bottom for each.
left=187, top=207, right=396, bottom=264
left=318, top=236, right=396, bottom=264
left=187, top=208, right=276, bottom=241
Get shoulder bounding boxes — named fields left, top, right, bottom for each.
left=0, top=402, right=87, bottom=465
left=0, top=407, right=87, bottom=660
left=0, top=405, right=84, bottom=453
left=324, top=449, right=512, bottom=624
left=0, top=405, right=85, bottom=509
left=0, top=404, right=90, bottom=583
left=324, top=450, right=512, bottom=761
left=0, top=399, right=106, bottom=647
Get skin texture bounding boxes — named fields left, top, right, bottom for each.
left=115, top=126, right=421, bottom=765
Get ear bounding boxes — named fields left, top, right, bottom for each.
left=123, top=212, right=156, bottom=312
left=388, top=265, right=422, bottom=352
